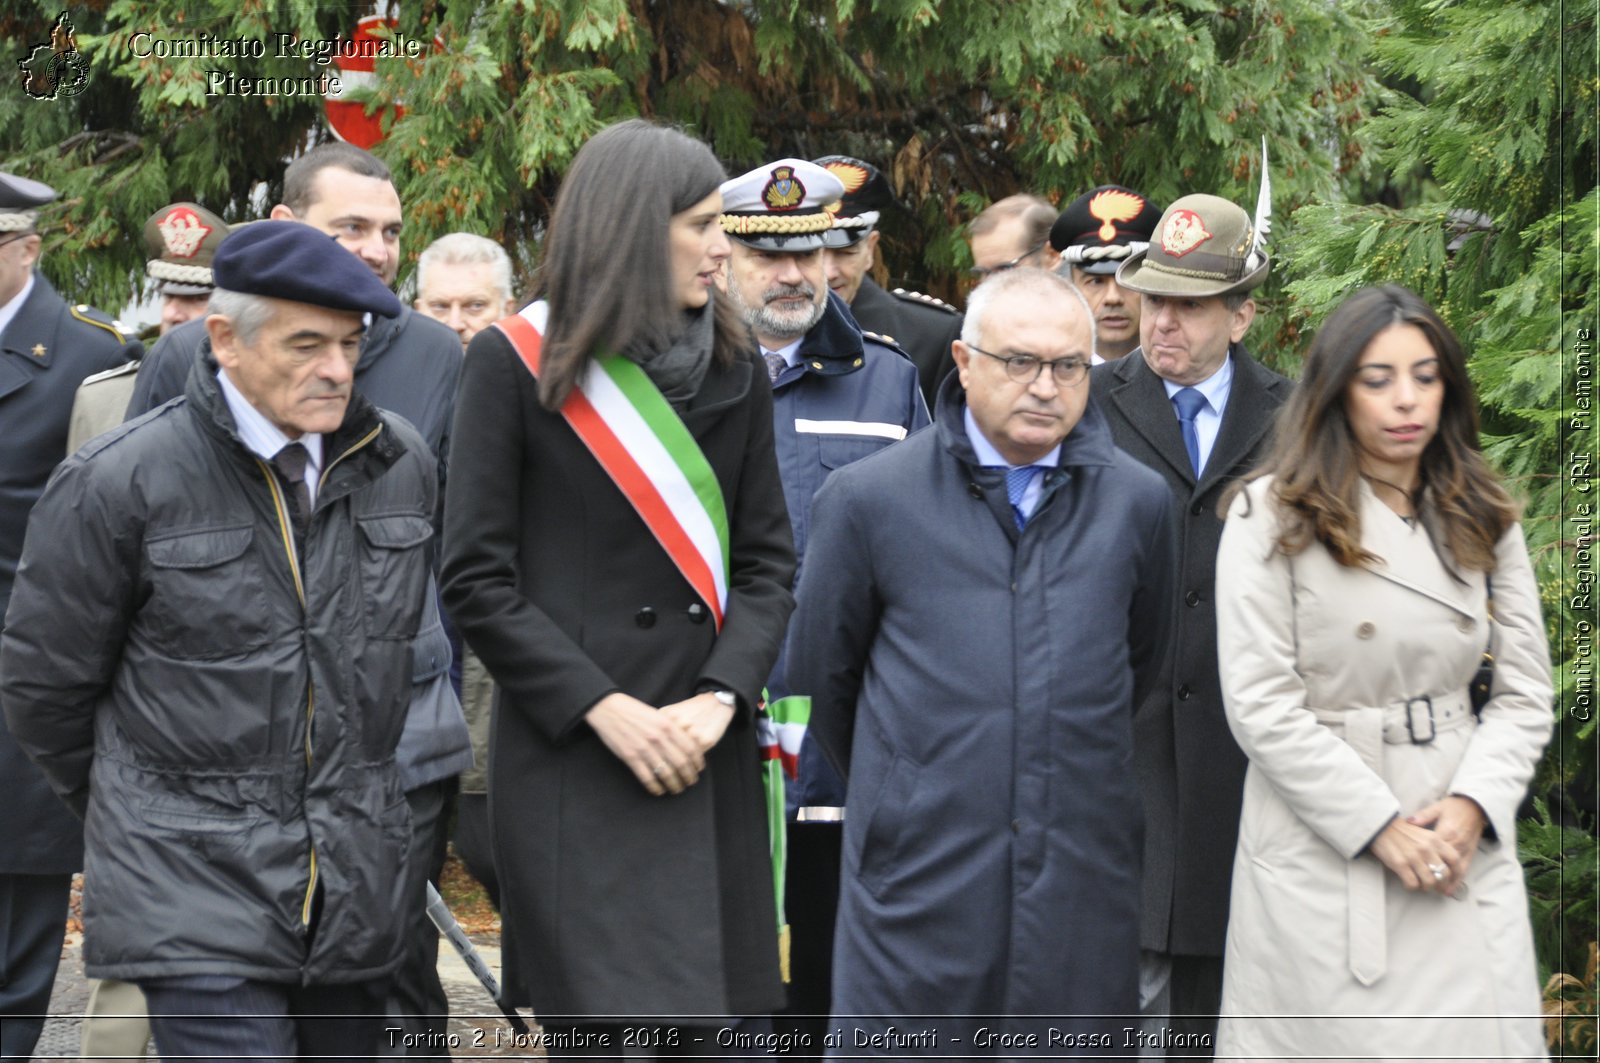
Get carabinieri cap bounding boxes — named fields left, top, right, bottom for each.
left=813, top=155, right=897, bottom=249
left=0, top=172, right=56, bottom=233
left=1049, top=185, right=1162, bottom=276
left=144, top=203, right=231, bottom=296
left=719, top=158, right=845, bottom=252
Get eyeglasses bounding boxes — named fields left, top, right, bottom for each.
left=968, top=242, right=1046, bottom=278
left=967, top=343, right=1089, bottom=387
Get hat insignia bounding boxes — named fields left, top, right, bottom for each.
left=157, top=207, right=213, bottom=259
left=762, top=166, right=806, bottom=211
left=1088, top=189, right=1146, bottom=243
left=823, top=161, right=870, bottom=195
left=1161, top=209, right=1213, bottom=258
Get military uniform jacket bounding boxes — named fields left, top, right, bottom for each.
left=0, top=273, right=139, bottom=874
left=769, top=293, right=928, bottom=811
left=0, top=356, right=438, bottom=984
left=848, top=277, right=962, bottom=412
left=786, top=376, right=1176, bottom=1043
left=1089, top=345, right=1292, bottom=957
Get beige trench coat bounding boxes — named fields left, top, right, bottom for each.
left=1213, top=477, right=1552, bottom=1062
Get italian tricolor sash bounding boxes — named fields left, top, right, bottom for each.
left=495, top=303, right=730, bottom=627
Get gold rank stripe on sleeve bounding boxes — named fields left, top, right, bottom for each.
left=69, top=304, right=129, bottom=341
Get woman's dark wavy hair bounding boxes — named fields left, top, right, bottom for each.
left=532, top=119, right=747, bottom=409
left=1229, top=284, right=1518, bottom=571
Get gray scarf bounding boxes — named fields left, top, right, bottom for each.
left=625, top=299, right=716, bottom=411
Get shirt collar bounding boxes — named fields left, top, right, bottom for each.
left=1161, top=349, right=1234, bottom=413
left=0, top=272, right=36, bottom=341
left=962, top=406, right=1061, bottom=470
left=763, top=337, right=805, bottom=368
left=215, top=368, right=325, bottom=472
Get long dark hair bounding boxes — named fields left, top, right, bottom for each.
left=1233, top=284, right=1518, bottom=570
left=533, top=119, right=746, bottom=409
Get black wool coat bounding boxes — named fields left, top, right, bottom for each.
left=441, top=311, right=797, bottom=1020
left=1089, top=345, right=1293, bottom=958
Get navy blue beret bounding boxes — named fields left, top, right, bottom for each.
left=211, top=220, right=401, bottom=318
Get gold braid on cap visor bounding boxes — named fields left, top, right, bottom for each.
left=147, top=260, right=216, bottom=285
left=720, top=212, right=835, bottom=235
left=0, top=211, right=38, bottom=232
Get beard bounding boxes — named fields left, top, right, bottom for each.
left=727, top=278, right=825, bottom=343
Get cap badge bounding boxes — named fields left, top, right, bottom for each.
left=157, top=207, right=213, bottom=259
left=1161, top=209, right=1213, bottom=258
left=1088, top=189, right=1147, bottom=243
left=762, top=166, right=806, bottom=211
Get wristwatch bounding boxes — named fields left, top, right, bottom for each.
left=711, top=690, right=738, bottom=708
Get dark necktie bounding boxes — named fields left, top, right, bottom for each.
left=763, top=351, right=787, bottom=386
left=1171, top=387, right=1207, bottom=476
left=272, top=442, right=312, bottom=534
left=1005, top=465, right=1039, bottom=530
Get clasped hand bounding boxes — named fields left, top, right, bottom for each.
left=1370, top=795, right=1488, bottom=896
left=585, top=691, right=736, bottom=797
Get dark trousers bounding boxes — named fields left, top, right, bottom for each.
left=773, top=822, right=842, bottom=1062
left=545, top=1019, right=774, bottom=1060
left=0, top=872, right=72, bottom=1061
left=385, top=779, right=454, bottom=1056
left=142, top=975, right=387, bottom=1061
left=451, top=792, right=499, bottom=909
left=1168, top=953, right=1223, bottom=1060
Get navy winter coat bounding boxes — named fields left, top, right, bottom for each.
left=787, top=377, right=1176, bottom=1052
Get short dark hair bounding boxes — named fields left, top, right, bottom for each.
left=534, top=119, right=744, bottom=410
left=282, top=144, right=393, bottom=215
left=969, top=194, right=1055, bottom=249
left=1234, top=284, right=1517, bottom=571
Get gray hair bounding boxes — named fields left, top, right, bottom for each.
left=417, top=233, right=513, bottom=304
left=962, top=267, right=1098, bottom=362
left=205, top=288, right=278, bottom=346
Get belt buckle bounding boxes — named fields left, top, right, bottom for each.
left=1404, top=694, right=1436, bottom=744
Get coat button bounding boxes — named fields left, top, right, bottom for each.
left=1456, top=617, right=1475, bottom=633
left=1190, top=500, right=1205, bottom=516
left=968, top=482, right=984, bottom=499
left=635, top=607, right=657, bottom=629
left=1185, top=590, right=1201, bottom=607
left=1356, top=621, right=1375, bottom=639
left=1010, top=819, right=1021, bottom=833
left=1177, top=684, right=1192, bottom=700
left=687, top=603, right=708, bottom=624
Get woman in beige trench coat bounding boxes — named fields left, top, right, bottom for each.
left=1213, top=286, right=1552, bottom=1062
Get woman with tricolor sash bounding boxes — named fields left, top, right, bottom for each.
left=441, top=120, right=797, bottom=1050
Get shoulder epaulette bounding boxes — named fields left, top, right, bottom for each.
left=891, top=288, right=960, bottom=315
left=70, top=304, right=128, bottom=342
left=79, top=360, right=140, bottom=386
left=861, top=329, right=900, bottom=348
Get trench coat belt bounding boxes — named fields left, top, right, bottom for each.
left=796, top=806, right=845, bottom=822
left=1309, top=688, right=1475, bottom=986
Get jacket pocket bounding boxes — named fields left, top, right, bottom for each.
left=856, top=752, right=917, bottom=900
left=817, top=435, right=894, bottom=470
left=143, top=525, right=272, bottom=658
left=139, top=793, right=259, bottom=857
left=356, top=513, right=433, bottom=640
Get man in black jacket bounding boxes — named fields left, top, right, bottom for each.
left=1090, top=192, right=1293, bottom=1057
left=125, top=143, right=470, bottom=1052
left=1, top=222, right=437, bottom=1058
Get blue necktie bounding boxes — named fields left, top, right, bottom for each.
left=763, top=351, right=787, bottom=386
left=1172, top=387, right=1207, bottom=476
left=1006, top=466, right=1039, bottom=530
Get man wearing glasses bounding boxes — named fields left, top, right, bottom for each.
left=788, top=267, right=1175, bottom=1050
left=966, top=194, right=1057, bottom=276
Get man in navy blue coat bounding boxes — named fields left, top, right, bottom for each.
left=0, top=172, right=140, bottom=1058
left=717, top=158, right=928, bottom=1051
left=788, top=267, right=1174, bottom=1055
